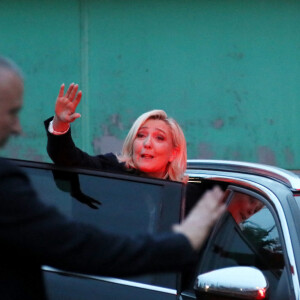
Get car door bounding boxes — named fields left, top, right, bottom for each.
left=14, top=159, right=185, bottom=300
left=181, top=179, right=296, bottom=300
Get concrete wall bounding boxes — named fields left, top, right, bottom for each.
left=1, top=0, right=300, bottom=169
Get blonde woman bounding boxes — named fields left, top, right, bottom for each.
left=45, top=83, right=188, bottom=182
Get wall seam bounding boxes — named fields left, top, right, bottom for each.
left=80, top=0, right=90, bottom=152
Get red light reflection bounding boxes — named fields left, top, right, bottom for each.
left=256, top=288, right=266, bottom=299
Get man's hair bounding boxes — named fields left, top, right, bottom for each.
left=0, top=56, right=23, bottom=78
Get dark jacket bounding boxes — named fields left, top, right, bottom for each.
left=44, top=117, right=134, bottom=174
left=0, top=157, right=197, bottom=300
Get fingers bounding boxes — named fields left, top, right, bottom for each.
left=73, top=90, right=82, bottom=108
left=69, top=84, right=79, bottom=101
left=186, top=185, right=226, bottom=230
left=58, top=84, right=65, bottom=98
left=211, top=185, right=224, bottom=201
left=173, top=185, right=227, bottom=251
left=201, top=186, right=227, bottom=222
left=62, top=83, right=82, bottom=105
left=173, top=185, right=228, bottom=252
left=195, top=186, right=224, bottom=210
left=70, top=112, right=81, bottom=121
left=65, top=83, right=75, bottom=98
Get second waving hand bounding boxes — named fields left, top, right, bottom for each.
left=53, top=83, right=82, bottom=132
left=173, top=186, right=226, bottom=251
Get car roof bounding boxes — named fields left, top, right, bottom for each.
left=186, top=159, right=300, bottom=191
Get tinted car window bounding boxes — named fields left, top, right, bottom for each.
left=25, top=167, right=182, bottom=239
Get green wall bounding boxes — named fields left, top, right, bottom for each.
left=1, top=0, right=300, bottom=169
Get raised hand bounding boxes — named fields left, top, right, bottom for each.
left=173, top=186, right=226, bottom=251
left=53, top=83, right=82, bottom=132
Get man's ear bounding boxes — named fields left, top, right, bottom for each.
left=169, top=147, right=179, bottom=162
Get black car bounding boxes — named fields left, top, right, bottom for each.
left=13, top=158, right=300, bottom=300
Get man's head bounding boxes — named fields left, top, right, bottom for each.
left=228, top=192, right=264, bottom=224
left=0, top=57, right=23, bottom=148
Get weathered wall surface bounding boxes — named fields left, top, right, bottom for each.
left=1, top=0, right=300, bottom=169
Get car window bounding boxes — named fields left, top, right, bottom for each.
left=184, top=185, right=291, bottom=299
left=24, top=166, right=183, bottom=239
left=40, top=171, right=166, bottom=235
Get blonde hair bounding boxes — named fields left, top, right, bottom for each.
left=118, top=110, right=187, bottom=182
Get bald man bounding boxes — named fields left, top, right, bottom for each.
left=0, top=56, right=225, bottom=300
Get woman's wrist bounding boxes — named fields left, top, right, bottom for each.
left=53, top=115, right=70, bottom=132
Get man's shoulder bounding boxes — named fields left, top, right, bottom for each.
left=0, top=157, right=21, bottom=174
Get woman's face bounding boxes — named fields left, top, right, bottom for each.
left=228, top=193, right=264, bottom=223
left=132, top=119, right=177, bottom=179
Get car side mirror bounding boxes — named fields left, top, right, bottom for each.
left=194, top=266, right=269, bottom=299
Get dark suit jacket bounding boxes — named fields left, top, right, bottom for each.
left=0, top=158, right=197, bottom=300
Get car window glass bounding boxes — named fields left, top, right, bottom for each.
left=227, top=192, right=282, bottom=263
